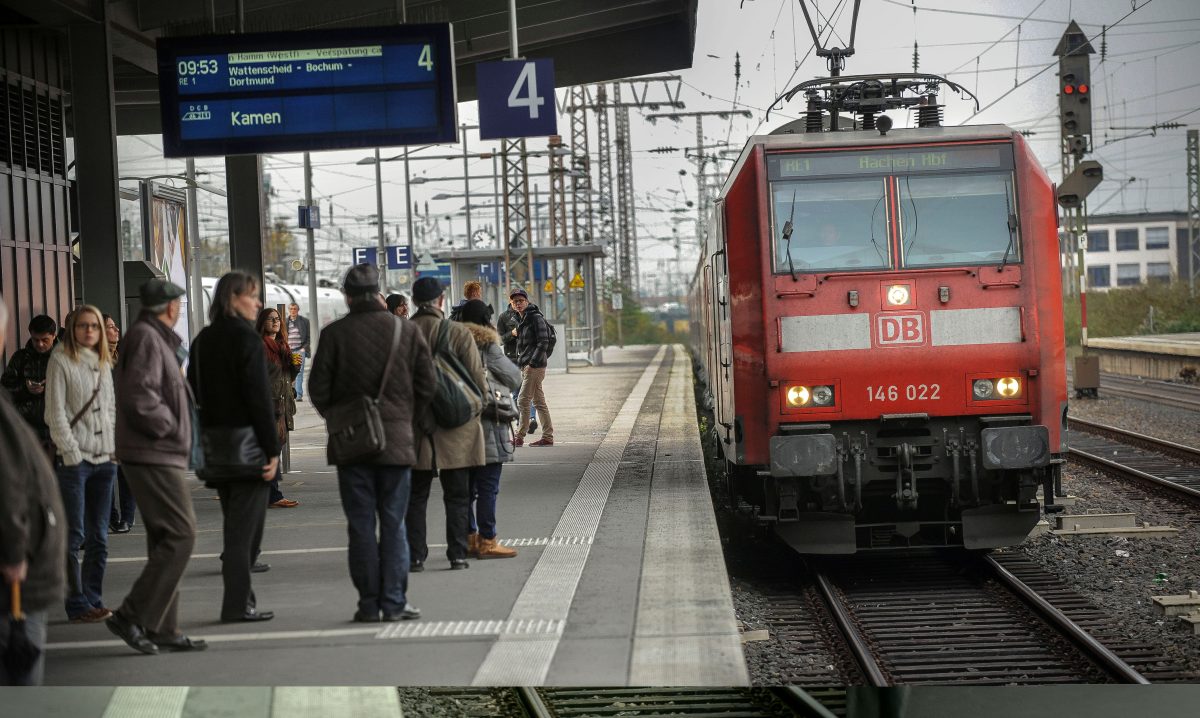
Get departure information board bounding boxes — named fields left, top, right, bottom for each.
left=157, top=25, right=457, bottom=157
left=767, top=144, right=1011, bottom=180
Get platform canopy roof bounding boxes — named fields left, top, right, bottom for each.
left=3, top=0, right=697, bottom=135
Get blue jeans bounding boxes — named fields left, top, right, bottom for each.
left=109, top=465, right=136, bottom=526
left=468, top=463, right=504, bottom=539
left=294, top=350, right=307, bottom=399
left=57, top=460, right=117, bottom=618
left=336, top=464, right=412, bottom=616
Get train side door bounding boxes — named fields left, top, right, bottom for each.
left=712, top=207, right=736, bottom=453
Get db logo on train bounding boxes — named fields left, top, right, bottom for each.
left=875, top=313, right=926, bottom=347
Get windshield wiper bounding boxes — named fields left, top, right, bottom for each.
left=999, top=180, right=1016, bottom=272
left=782, top=190, right=798, bottom=281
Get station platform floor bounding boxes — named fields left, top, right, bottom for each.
left=39, top=344, right=748, bottom=688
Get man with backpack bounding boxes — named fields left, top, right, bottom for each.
left=406, top=277, right=487, bottom=571
left=509, top=287, right=555, bottom=448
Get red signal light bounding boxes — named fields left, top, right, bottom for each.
left=1078, top=84, right=1089, bottom=94
left=1063, top=84, right=1075, bottom=94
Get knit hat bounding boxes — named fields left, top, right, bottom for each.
left=458, top=299, right=493, bottom=326
left=411, top=276, right=444, bottom=303
left=343, top=263, right=379, bottom=293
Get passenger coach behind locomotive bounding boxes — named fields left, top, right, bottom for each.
left=690, top=84, right=1068, bottom=554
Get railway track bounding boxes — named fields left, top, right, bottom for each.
left=1070, top=371, right=1200, bottom=411
left=414, top=687, right=842, bottom=717
left=1067, top=417, right=1200, bottom=501
left=809, top=552, right=1191, bottom=685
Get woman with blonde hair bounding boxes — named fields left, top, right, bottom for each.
left=44, top=304, right=117, bottom=623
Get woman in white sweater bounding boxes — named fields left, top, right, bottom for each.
left=44, top=305, right=117, bottom=623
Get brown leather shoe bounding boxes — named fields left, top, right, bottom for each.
left=477, top=536, right=518, bottom=559
left=467, top=532, right=480, bottom=558
left=529, top=438, right=554, bottom=447
left=71, top=607, right=113, bottom=624
left=270, top=498, right=300, bottom=508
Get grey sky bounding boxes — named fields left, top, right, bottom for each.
left=110, top=0, right=1200, bottom=285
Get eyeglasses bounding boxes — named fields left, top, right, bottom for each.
left=77, top=322, right=101, bottom=331
left=511, top=298, right=528, bottom=305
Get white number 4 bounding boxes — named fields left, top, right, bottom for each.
left=508, top=62, right=545, bottom=119
left=418, top=45, right=433, bottom=71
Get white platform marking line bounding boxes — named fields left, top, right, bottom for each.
left=100, top=687, right=189, bottom=718
left=471, top=346, right=669, bottom=687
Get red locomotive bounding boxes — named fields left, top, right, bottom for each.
left=691, top=77, right=1067, bottom=553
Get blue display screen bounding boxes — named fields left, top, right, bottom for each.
left=158, top=25, right=457, bottom=157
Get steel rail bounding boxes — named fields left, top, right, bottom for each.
left=774, top=687, right=841, bottom=718
left=515, top=687, right=553, bottom=718
left=982, top=554, right=1150, bottom=684
left=1068, top=417, right=1200, bottom=463
left=813, top=571, right=889, bottom=687
left=1068, top=447, right=1200, bottom=501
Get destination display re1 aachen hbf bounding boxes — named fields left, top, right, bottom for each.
left=157, top=24, right=457, bottom=158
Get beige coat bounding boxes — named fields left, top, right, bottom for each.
left=410, top=305, right=486, bottom=470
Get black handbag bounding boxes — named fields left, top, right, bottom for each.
left=483, top=378, right=519, bottom=423
left=192, top=337, right=268, bottom=482
left=325, top=317, right=402, bottom=463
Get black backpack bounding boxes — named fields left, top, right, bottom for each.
left=544, top=320, right=557, bottom=357
left=429, top=320, right=484, bottom=429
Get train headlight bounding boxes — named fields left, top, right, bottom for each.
left=786, top=385, right=811, bottom=407
left=886, top=284, right=910, bottom=306
left=812, top=385, right=834, bottom=406
left=996, top=376, right=1021, bottom=397
left=972, top=379, right=995, bottom=400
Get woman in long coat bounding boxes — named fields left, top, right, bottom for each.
left=256, top=307, right=300, bottom=508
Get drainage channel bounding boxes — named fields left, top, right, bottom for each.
left=812, top=552, right=1139, bottom=685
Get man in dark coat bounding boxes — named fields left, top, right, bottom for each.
left=0, top=314, right=58, bottom=449
left=0, top=298, right=66, bottom=685
left=510, top=288, right=555, bottom=447
left=310, top=264, right=436, bottom=622
left=106, top=280, right=206, bottom=654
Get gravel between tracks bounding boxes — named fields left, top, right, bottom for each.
left=1012, top=393, right=1200, bottom=675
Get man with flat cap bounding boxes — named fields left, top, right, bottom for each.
left=107, top=279, right=206, bottom=654
left=406, top=276, right=487, bottom=571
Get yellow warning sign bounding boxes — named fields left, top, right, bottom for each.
left=569, top=272, right=585, bottom=289
left=543, top=280, right=554, bottom=293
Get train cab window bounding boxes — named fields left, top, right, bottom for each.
left=772, top=178, right=890, bottom=274
left=896, top=173, right=1018, bottom=268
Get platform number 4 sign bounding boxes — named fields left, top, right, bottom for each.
left=478, top=58, right=557, bottom=140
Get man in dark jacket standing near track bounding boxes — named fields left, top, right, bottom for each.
left=311, top=264, right=436, bottom=621
left=406, top=276, right=487, bottom=571
left=0, top=298, right=66, bottom=685
left=106, top=280, right=206, bottom=654
left=510, top=288, right=554, bottom=447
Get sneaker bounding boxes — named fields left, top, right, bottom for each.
left=529, top=438, right=554, bottom=447
left=449, top=559, right=470, bottom=570
left=410, top=560, right=424, bottom=573
left=512, top=437, right=524, bottom=447
left=251, top=562, right=271, bottom=573
left=382, top=604, right=421, bottom=621
left=110, top=521, right=131, bottom=534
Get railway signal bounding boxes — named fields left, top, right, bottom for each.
left=1055, top=20, right=1096, bottom=159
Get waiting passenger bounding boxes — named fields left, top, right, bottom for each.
left=257, top=307, right=300, bottom=509
left=511, top=288, right=554, bottom=447
left=456, top=299, right=521, bottom=559
left=44, top=304, right=117, bottom=624
left=1, top=314, right=59, bottom=455
left=386, top=293, right=410, bottom=319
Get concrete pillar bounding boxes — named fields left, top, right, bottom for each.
left=226, top=154, right=265, bottom=290
left=68, top=20, right=125, bottom=326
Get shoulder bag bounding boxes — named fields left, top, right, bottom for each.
left=429, top=320, right=485, bottom=429
left=194, top=335, right=268, bottom=482
left=324, top=317, right=402, bottom=464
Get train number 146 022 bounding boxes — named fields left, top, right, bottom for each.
left=866, top=384, right=941, bottom=401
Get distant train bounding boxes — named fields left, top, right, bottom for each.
left=198, top=277, right=349, bottom=330
left=690, top=122, right=1068, bottom=553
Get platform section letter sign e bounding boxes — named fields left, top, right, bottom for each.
left=477, top=58, right=556, bottom=140
left=876, top=313, right=925, bottom=346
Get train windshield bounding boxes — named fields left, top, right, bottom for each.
left=897, top=173, right=1018, bottom=268
left=772, top=178, right=891, bottom=273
